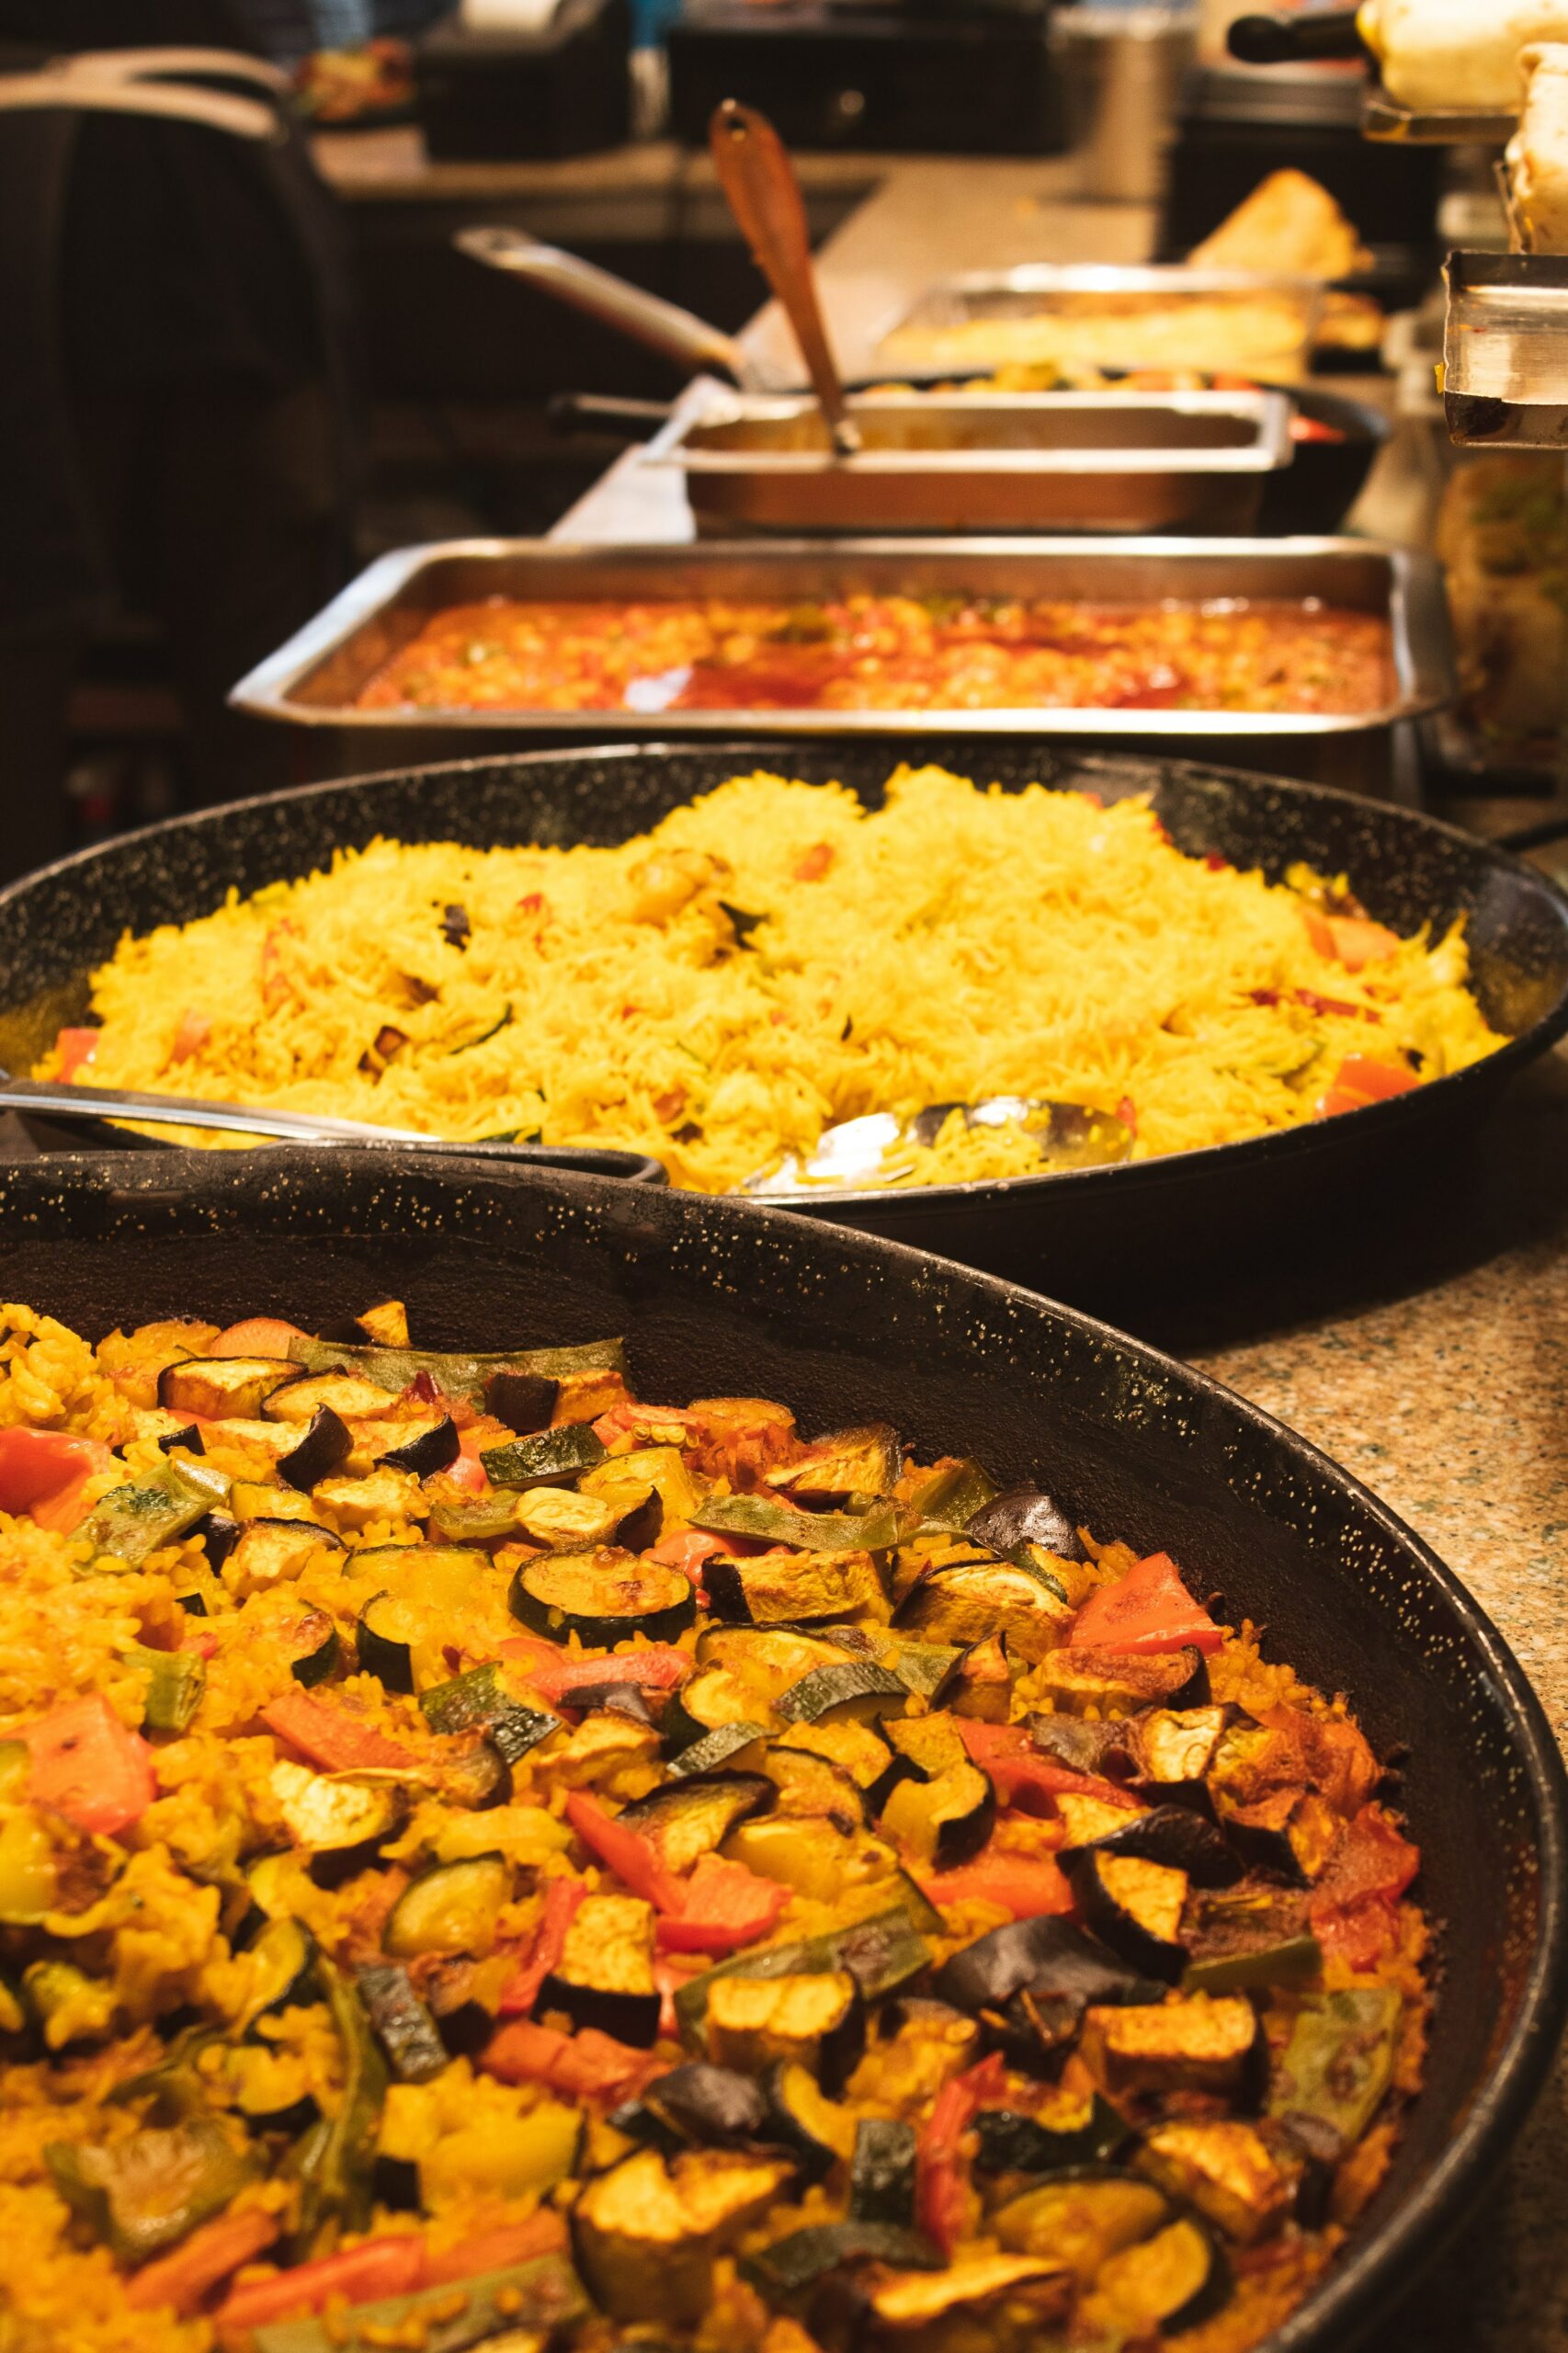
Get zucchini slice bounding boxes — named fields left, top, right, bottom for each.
left=376, top=1415, right=460, bottom=1480
left=81, top=1456, right=232, bottom=1565
left=437, top=1735, right=513, bottom=1811
left=776, top=1661, right=908, bottom=1726
left=509, top=1485, right=624, bottom=1552
left=618, top=1776, right=773, bottom=1874
left=705, top=1970, right=863, bottom=2092
left=776, top=1716, right=901, bottom=1802
left=667, top=1722, right=770, bottom=1778
left=238, top=1915, right=317, bottom=2026
left=356, top=1591, right=433, bottom=1696
left=1080, top=1995, right=1261, bottom=2100
left=418, top=1662, right=559, bottom=1761
left=508, top=1547, right=694, bottom=1647
left=270, top=1763, right=407, bottom=1860
left=675, top=1906, right=928, bottom=2047
left=767, top=1423, right=901, bottom=1502
left=278, top=1405, right=353, bottom=1492
left=482, top=1425, right=606, bottom=1489
left=356, top=1961, right=449, bottom=2083
left=140, top=1648, right=205, bottom=1735
left=540, top=1892, right=661, bottom=2048
left=928, top=1630, right=1014, bottom=1723
left=158, top=1356, right=296, bottom=1420
left=743, top=2221, right=939, bottom=2303
left=895, top=1556, right=1075, bottom=1663
left=384, top=1854, right=510, bottom=1959
left=974, top=2086, right=1127, bottom=2178
left=425, top=1491, right=525, bottom=1544
left=229, top=1518, right=344, bottom=1592
left=573, top=2145, right=791, bottom=2325
left=484, top=1369, right=559, bottom=1433
left=287, top=1610, right=341, bottom=1688
left=764, top=2058, right=858, bottom=2183
left=756, top=1745, right=867, bottom=1829
left=994, top=2166, right=1169, bottom=2281
left=848, top=2115, right=917, bottom=2226
left=1089, top=2215, right=1230, bottom=2335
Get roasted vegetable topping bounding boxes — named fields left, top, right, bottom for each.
left=0, top=1301, right=1426, bottom=2353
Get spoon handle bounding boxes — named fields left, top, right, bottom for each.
left=708, top=99, right=859, bottom=457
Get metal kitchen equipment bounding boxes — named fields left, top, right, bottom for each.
left=1443, top=250, right=1568, bottom=447
left=1223, top=10, right=1519, bottom=142
left=637, top=384, right=1296, bottom=531
left=227, top=533, right=1451, bottom=790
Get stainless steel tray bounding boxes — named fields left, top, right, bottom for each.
left=638, top=388, right=1295, bottom=535
left=231, top=536, right=1451, bottom=751
left=875, top=266, right=1325, bottom=381
left=1443, top=251, right=1568, bottom=448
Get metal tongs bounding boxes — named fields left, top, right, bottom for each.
left=0, top=1073, right=666, bottom=1184
left=0, top=46, right=290, bottom=142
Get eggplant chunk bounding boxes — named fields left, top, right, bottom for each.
left=757, top=1745, right=869, bottom=1830
left=159, top=1355, right=296, bottom=1420
left=723, top=1813, right=902, bottom=1903
left=668, top=1722, right=770, bottom=1779
left=270, top=1761, right=405, bottom=1857
left=262, top=1370, right=399, bottom=1424
left=376, top=1415, right=460, bottom=1480
left=642, top=2063, right=771, bottom=2148
left=880, top=1758, right=994, bottom=1872
left=278, top=1404, right=353, bottom=1492
left=933, top=1915, right=1160, bottom=2021
left=310, top=1469, right=424, bottom=1532
left=973, top=2084, right=1127, bottom=2178
left=540, top=1893, right=660, bottom=2048
left=485, top=1368, right=559, bottom=1433
left=966, top=1486, right=1086, bottom=1563
left=744, top=2222, right=939, bottom=2308
left=928, top=1631, right=1014, bottom=1723
left=1085, top=2215, right=1230, bottom=2336
left=1030, top=1647, right=1210, bottom=1715
left=869, top=2252, right=1072, bottom=2335
left=1218, top=1786, right=1343, bottom=1885
left=1134, top=1705, right=1229, bottom=1791
left=1181, top=1880, right=1317, bottom=1995
left=1025, top=1712, right=1138, bottom=1781
left=849, top=2116, right=918, bottom=2228
left=1267, top=1987, right=1401, bottom=2157
left=1064, top=1852, right=1189, bottom=1984
left=573, top=2145, right=792, bottom=2324
left=766, top=1423, right=901, bottom=1502
left=994, top=2167, right=1169, bottom=2283
left=619, top=1776, right=773, bottom=1875
left=777, top=1660, right=909, bottom=1726
left=706, top=1548, right=886, bottom=1629
left=1081, top=1995, right=1260, bottom=2100
left=509, top=1548, right=695, bottom=1647
left=1053, top=1791, right=1147, bottom=1849
left=895, top=1558, right=1074, bottom=1664
left=706, top=1970, right=863, bottom=2091
left=767, top=2059, right=858, bottom=2181
left=777, top=1716, right=899, bottom=1798
left=356, top=1962, right=449, bottom=2084
left=1139, top=2120, right=1298, bottom=2245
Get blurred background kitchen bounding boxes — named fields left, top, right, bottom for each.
left=0, top=0, right=1556, bottom=878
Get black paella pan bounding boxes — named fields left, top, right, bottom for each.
left=0, top=1143, right=1561, bottom=2351
left=0, top=741, right=1563, bottom=1302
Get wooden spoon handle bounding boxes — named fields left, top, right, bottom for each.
left=709, top=98, right=858, bottom=454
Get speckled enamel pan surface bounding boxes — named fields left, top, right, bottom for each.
left=0, top=1146, right=1561, bottom=2353
left=0, top=743, right=1564, bottom=1294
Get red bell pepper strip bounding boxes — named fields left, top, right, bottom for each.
left=127, top=2208, right=279, bottom=2315
left=1069, top=1552, right=1222, bottom=1657
left=497, top=1876, right=586, bottom=2015
left=54, top=1026, right=100, bottom=1081
left=953, top=1721, right=1132, bottom=1813
left=482, top=2018, right=663, bottom=2100
left=259, top=1688, right=415, bottom=1773
left=214, top=2234, right=426, bottom=2340
left=0, top=1427, right=112, bottom=1533
left=916, top=2053, right=1008, bottom=2257
left=1302, top=909, right=1401, bottom=972
left=653, top=1852, right=790, bottom=1953
left=916, top=1847, right=1075, bottom=1923
left=647, top=1529, right=730, bottom=1583
left=1316, top=1053, right=1419, bottom=1120
left=422, top=2211, right=566, bottom=2286
left=505, top=1641, right=690, bottom=1707
left=21, top=1693, right=155, bottom=1836
left=210, top=1316, right=309, bottom=1358
left=564, top=1789, right=675, bottom=1905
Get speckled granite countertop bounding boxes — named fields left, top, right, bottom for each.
left=1153, top=1048, right=1568, bottom=2350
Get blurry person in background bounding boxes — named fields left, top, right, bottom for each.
left=0, top=0, right=358, bottom=882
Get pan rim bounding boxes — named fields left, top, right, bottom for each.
left=2, top=1139, right=1564, bottom=2349
left=3, top=740, right=1565, bottom=1217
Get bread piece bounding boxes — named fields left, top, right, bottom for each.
left=1188, top=170, right=1369, bottom=280
left=1507, top=43, right=1568, bottom=248
left=1358, top=0, right=1568, bottom=110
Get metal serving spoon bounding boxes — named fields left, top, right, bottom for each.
left=742, top=1097, right=1133, bottom=1195
left=0, top=1074, right=666, bottom=1184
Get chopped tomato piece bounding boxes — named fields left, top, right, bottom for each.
left=127, top=2208, right=278, bottom=2315
left=214, top=2234, right=426, bottom=2337
left=54, top=1027, right=100, bottom=1081
left=1312, top=1802, right=1419, bottom=1911
left=793, top=841, right=835, bottom=882
left=916, top=2053, right=1007, bottom=2256
left=482, top=2018, right=662, bottom=2099
left=210, top=1317, right=307, bottom=1358
left=647, top=1529, right=729, bottom=1583
left=954, top=1720, right=1131, bottom=1813
left=22, top=1693, right=154, bottom=1836
left=498, top=1875, right=586, bottom=2014
left=505, top=1642, right=690, bottom=1707
left=1069, top=1552, right=1222, bottom=1656
left=654, top=1852, right=790, bottom=1953
left=1302, top=908, right=1401, bottom=971
left=0, top=1427, right=111, bottom=1532
left=259, top=1689, right=415, bottom=1772
left=916, top=1847, right=1075, bottom=1922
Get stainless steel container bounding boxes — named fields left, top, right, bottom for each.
left=1051, top=6, right=1197, bottom=203
left=640, top=387, right=1294, bottom=533
left=230, top=534, right=1451, bottom=793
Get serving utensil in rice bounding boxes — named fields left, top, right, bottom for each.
left=742, top=1097, right=1133, bottom=1195
left=0, top=1074, right=666, bottom=1182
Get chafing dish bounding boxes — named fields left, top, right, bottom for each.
left=875, top=266, right=1325, bottom=382
left=637, top=387, right=1295, bottom=534
left=229, top=534, right=1451, bottom=791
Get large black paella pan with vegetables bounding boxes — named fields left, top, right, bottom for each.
left=0, top=1150, right=1560, bottom=2353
